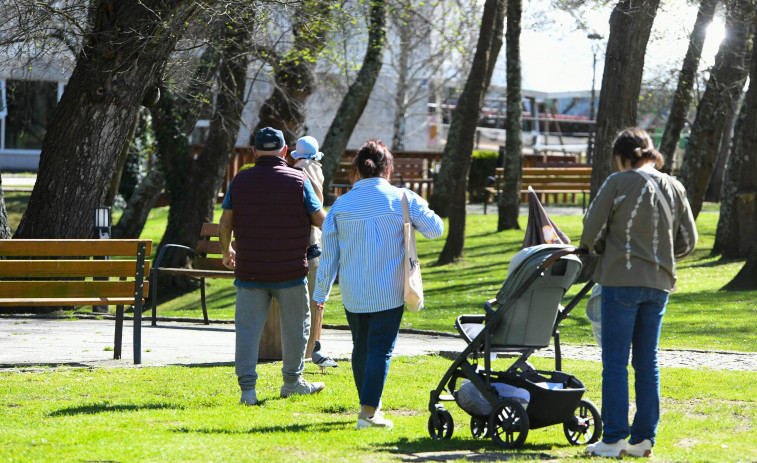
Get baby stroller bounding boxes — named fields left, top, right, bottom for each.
left=427, top=245, right=600, bottom=449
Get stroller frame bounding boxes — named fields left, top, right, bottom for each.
left=427, top=246, right=600, bottom=449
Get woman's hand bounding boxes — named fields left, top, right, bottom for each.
left=315, top=302, right=325, bottom=311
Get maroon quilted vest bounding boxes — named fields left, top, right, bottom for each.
left=230, top=155, right=311, bottom=283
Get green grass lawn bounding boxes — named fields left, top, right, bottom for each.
left=142, top=204, right=756, bottom=352
left=3, top=196, right=756, bottom=461
left=1, top=356, right=755, bottom=462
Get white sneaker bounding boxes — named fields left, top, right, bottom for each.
left=627, top=439, right=653, bottom=457
left=357, top=414, right=393, bottom=430
left=240, top=390, right=257, bottom=406
left=586, top=440, right=627, bottom=457
left=280, top=378, right=325, bottom=398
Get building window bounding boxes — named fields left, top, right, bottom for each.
left=4, top=80, right=58, bottom=150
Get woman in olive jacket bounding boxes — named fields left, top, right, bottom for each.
left=581, top=128, right=697, bottom=458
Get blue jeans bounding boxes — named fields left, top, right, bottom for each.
left=345, top=306, right=404, bottom=408
left=235, top=285, right=311, bottom=391
left=600, top=286, right=668, bottom=445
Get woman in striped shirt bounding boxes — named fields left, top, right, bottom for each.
left=313, top=140, right=444, bottom=430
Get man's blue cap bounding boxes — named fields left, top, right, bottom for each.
left=254, top=127, right=285, bottom=151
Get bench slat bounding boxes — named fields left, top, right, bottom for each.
left=200, top=223, right=219, bottom=238
left=523, top=167, right=593, bottom=175
left=195, top=257, right=229, bottom=271
left=197, top=240, right=224, bottom=256
left=523, top=177, right=592, bottom=184
left=0, top=239, right=152, bottom=257
left=0, top=298, right=140, bottom=306
left=157, top=268, right=234, bottom=279
left=522, top=183, right=590, bottom=190
left=0, top=281, right=149, bottom=299
left=0, top=260, right=151, bottom=278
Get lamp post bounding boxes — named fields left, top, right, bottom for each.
left=93, top=206, right=112, bottom=313
left=95, top=206, right=111, bottom=239
left=586, top=33, right=603, bottom=165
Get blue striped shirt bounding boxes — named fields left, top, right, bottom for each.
left=313, top=177, right=444, bottom=313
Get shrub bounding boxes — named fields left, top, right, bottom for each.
left=468, top=149, right=499, bottom=202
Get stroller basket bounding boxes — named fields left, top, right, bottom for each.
left=497, top=369, right=586, bottom=429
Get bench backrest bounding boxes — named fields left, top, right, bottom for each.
left=332, top=157, right=431, bottom=199
left=196, top=223, right=232, bottom=271
left=0, top=239, right=151, bottom=306
left=492, top=166, right=592, bottom=190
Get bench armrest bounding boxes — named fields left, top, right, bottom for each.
left=153, top=244, right=200, bottom=270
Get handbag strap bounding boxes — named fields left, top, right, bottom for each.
left=401, top=190, right=411, bottom=225
left=633, top=169, right=673, bottom=225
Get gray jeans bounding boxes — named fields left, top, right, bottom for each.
left=235, top=284, right=311, bottom=391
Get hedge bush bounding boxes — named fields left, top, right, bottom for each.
left=468, top=149, right=499, bottom=202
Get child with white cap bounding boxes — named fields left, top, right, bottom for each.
left=291, top=136, right=337, bottom=371
left=291, top=136, right=324, bottom=260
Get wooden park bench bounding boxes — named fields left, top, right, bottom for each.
left=331, top=157, right=433, bottom=199
left=151, top=222, right=233, bottom=326
left=484, top=166, right=593, bottom=213
left=0, top=239, right=151, bottom=364
left=150, top=223, right=321, bottom=360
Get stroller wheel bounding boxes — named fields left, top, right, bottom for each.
left=564, top=398, right=602, bottom=445
left=427, top=409, right=454, bottom=440
left=470, top=416, right=489, bottom=439
left=489, top=399, right=529, bottom=449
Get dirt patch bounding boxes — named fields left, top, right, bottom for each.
left=674, top=438, right=701, bottom=449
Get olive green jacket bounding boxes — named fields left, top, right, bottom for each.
left=579, top=168, right=697, bottom=291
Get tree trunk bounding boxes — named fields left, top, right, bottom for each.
left=705, top=96, right=740, bottom=202
left=391, top=16, right=411, bottom=151
left=433, top=0, right=506, bottom=265
left=591, top=0, right=660, bottom=199
left=658, top=0, right=717, bottom=174
left=497, top=0, right=522, bottom=231
left=251, top=1, right=332, bottom=145
left=320, top=0, right=387, bottom=201
left=722, top=247, right=757, bottom=291
left=713, top=30, right=757, bottom=260
left=677, top=0, right=751, bottom=219
left=0, top=181, right=10, bottom=239
left=498, top=146, right=522, bottom=230
left=105, top=113, right=141, bottom=208
left=157, top=20, right=250, bottom=276
left=14, top=1, right=196, bottom=239
left=112, top=167, right=165, bottom=239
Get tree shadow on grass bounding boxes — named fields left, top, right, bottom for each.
left=150, top=284, right=236, bottom=317
left=171, top=420, right=349, bottom=435
left=49, top=401, right=184, bottom=417
left=371, top=436, right=556, bottom=461
left=678, top=255, right=746, bottom=269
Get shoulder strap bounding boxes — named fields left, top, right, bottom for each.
left=401, top=190, right=411, bottom=225
left=633, top=169, right=673, bottom=225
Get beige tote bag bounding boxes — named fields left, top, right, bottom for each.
left=401, top=191, right=424, bottom=312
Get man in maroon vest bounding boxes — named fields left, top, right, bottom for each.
left=219, top=127, right=326, bottom=406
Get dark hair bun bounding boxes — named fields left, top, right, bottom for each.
left=351, top=140, right=394, bottom=182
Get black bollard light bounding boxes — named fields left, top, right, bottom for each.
left=93, top=207, right=112, bottom=313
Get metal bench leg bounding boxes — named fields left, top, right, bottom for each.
left=151, top=268, right=158, bottom=326
left=114, top=305, right=124, bottom=360
left=201, top=277, right=209, bottom=325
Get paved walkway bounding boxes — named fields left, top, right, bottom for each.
left=2, top=315, right=755, bottom=372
